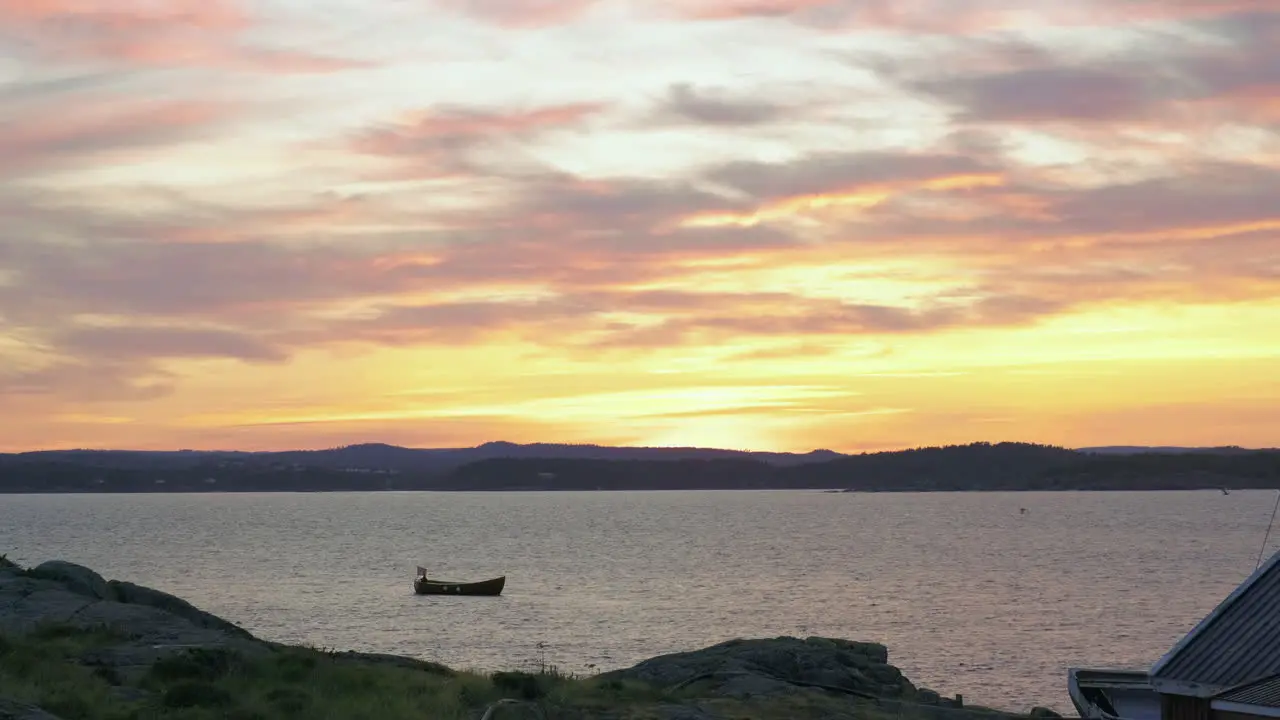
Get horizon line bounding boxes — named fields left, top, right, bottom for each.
left=2, top=440, right=1273, bottom=456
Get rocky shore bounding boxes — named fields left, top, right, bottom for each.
left=0, top=556, right=1057, bottom=719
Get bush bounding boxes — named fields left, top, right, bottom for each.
left=149, top=647, right=240, bottom=682
left=93, top=665, right=123, bottom=685
left=41, top=691, right=95, bottom=719
left=493, top=671, right=548, bottom=700
left=265, top=687, right=312, bottom=715
left=273, top=652, right=317, bottom=683
left=162, top=681, right=235, bottom=709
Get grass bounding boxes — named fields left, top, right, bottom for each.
left=0, top=623, right=688, bottom=720
left=0, top=623, right=142, bottom=719
left=0, top=623, right=1034, bottom=720
left=0, top=623, right=1028, bottom=720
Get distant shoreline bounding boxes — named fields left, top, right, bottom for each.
left=3, top=441, right=1277, bottom=493
left=0, top=486, right=1272, bottom=495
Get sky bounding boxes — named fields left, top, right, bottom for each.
left=0, top=0, right=1278, bottom=453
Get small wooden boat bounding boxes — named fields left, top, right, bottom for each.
left=413, top=573, right=505, bottom=596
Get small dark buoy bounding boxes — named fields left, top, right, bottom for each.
left=1019, top=507, right=1027, bottom=514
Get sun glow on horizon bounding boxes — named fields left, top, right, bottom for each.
left=1, top=0, right=1278, bottom=452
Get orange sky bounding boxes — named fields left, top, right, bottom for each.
left=1, top=0, right=1278, bottom=453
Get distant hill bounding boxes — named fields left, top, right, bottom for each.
left=1078, top=445, right=1272, bottom=455
left=1, top=440, right=1278, bottom=493
left=0, top=441, right=845, bottom=476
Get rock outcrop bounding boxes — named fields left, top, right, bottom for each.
left=602, top=636, right=920, bottom=700
left=24, top=561, right=112, bottom=601
left=0, top=560, right=263, bottom=673
left=0, top=697, right=64, bottom=720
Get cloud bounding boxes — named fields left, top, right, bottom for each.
left=3, top=24, right=1278, bottom=426
left=7, top=147, right=1275, bottom=369
left=0, top=233, right=401, bottom=325
left=297, top=286, right=1072, bottom=355
left=1, top=0, right=1278, bottom=455
left=854, top=161, right=1280, bottom=247
left=666, top=0, right=1278, bottom=31
left=0, top=0, right=366, bottom=72
left=349, top=102, right=607, bottom=178
left=707, top=151, right=996, bottom=201
left=577, top=294, right=1067, bottom=349
left=0, top=92, right=232, bottom=179
left=889, top=10, right=1280, bottom=125
left=0, top=360, right=176, bottom=403
left=53, top=326, right=288, bottom=363
left=916, top=66, right=1169, bottom=124
left=433, top=0, right=599, bottom=27
left=652, top=83, right=796, bottom=126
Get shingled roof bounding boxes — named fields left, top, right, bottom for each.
left=1150, top=548, right=1280, bottom=697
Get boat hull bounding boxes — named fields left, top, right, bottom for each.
left=414, top=576, right=505, bottom=596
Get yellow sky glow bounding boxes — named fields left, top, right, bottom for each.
left=1, top=0, right=1277, bottom=453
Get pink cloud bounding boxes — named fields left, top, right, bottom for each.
left=0, top=0, right=366, bottom=72
left=358, top=103, right=605, bottom=146
left=0, top=95, right=232, bottom=179
left=0, top=0, right=248, bottom=29
left=349, top=102, right=607, bottom=178
left=674, top=0, right=834, bottom=20
left=435, top=0, right=599, bottom=27
left=664, top=0, right=1279, bottom=33
left=1, top=88, right=1277, bottom=398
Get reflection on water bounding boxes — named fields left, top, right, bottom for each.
left=2, top=489, right=1274, bottom=712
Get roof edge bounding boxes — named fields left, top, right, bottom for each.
left=1152, top=677, right=1225, bottom=698
left=1212, top=672, right=1280, bottom=699
left=1150, top=547, right=1280, bottom=680
left=1212, top=700, right=1280, bottom=718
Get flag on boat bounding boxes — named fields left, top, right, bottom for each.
left=416, top=566, right=427, bottom=576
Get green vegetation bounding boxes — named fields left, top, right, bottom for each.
left=0, top=623, right=1013, bottom=720
left=0, top=623, right=676, bottom=719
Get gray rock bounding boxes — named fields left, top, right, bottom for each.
left=0, top=581, right=251, bottom=651
left=0, top=558, right=267, bottom=684
left=0, top=579, right=106, bottom=635
left=656, top=704, right=718, bottom=720
left=28, top=561, right=110, bottom=600
left=1030, top=707, right=1062, bottom=718
left=106, top=580, right=254, bottom=639
left=0, top=697, right=64, bottom=720
left=718, top=673, right=797, bottom=698
left=320, top=649, right=454, bottom=675
left=599, top=636, right=913, bottom=700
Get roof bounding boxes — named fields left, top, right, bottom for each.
left=1216, top=675, right=1280, bottom=708
left=1150, top=548, right=1280, bottom=697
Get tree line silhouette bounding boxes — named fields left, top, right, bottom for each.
left=2, top=442, right=1277, bottom=493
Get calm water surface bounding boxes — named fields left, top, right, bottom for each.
left=2, top=490, right=1276, bottom=713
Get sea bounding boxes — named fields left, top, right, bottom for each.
left=2, top=489, right=1275, bottom=713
